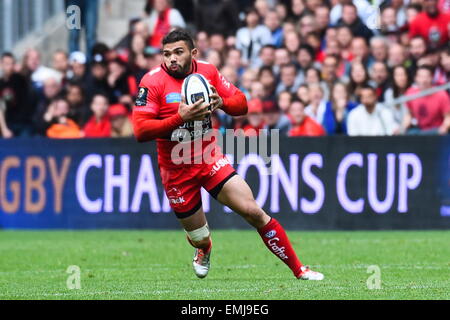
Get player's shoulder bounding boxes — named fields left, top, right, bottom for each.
left=140, top=66, right=166, bottom=86
left=196, top=60, right=218, bottom=76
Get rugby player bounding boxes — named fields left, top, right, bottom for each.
left=132, top=29, right=323, bottom=280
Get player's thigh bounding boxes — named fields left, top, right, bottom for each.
left=216, top=174, right=263, bottom=217
left=178, top=206, right=208, bottom=232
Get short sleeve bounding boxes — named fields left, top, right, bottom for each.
left=134, top=75, right=161, bottom=115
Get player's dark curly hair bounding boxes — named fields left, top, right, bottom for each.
left=162, top=29, right=195, bottom=51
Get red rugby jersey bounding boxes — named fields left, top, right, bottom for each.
left=133, top=59, right=246, bottom=168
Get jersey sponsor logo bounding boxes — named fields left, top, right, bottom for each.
left=267, top=238, right=289, bottom=260
left=166, top=92, right=182, bottom=104
left=265, top=230, right=277, bottom=239
left=209, top=157, right=231, bottom=177
left=171, top=117, right=213, bottom=143
left=166, top=187, right=186, bottom=205
left=135, top=87, right=148, bottom=107
left=219, top=73, right=231, bottom=90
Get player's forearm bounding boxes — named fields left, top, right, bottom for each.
left=222, top=92, right=248, bottom=116
left=132, top=112, right=184, bottom=142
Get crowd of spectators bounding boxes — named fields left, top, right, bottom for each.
left=0, top=0, right=449, bottom=139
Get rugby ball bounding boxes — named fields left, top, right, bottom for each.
left=182, top=73, right=212, bottom=110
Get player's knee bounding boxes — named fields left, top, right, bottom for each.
left=240, top=199, right=265, bottom=225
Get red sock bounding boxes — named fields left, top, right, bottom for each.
left=258, top=218, right=303, bottom=278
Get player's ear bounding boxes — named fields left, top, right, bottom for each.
left=191, top=48, right=198, bottom=58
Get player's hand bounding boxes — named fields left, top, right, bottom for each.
left=178, top=95, right=211, bottom=122
left=209, top=86, right=223, bottom=112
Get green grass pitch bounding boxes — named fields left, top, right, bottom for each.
left=0, top=230, right=448, bottom=300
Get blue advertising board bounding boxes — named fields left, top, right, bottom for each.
left=0, top=136, right=449, bottom=230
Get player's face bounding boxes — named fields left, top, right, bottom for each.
left=162, top=41, right=197, bottom=79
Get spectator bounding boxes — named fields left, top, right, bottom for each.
left=0, top=98, right=12, bottom=138
left=66, top=83, right=91, bottom=127
left=69, top=51, right=88, bottom=84
left=388, top=43, right=408, bottom=68
left=239, top=69, right=258, bottom=100
left=276, top=63, right=302, bottom=95
left=46, top=98, right=83, bottom=139
left=206, top=50, right=223, bottom=69
left=84, top=94, right=112, bottom=138
left=296, top=84, right=311, bottom=106
left=288, top=100, right=326, bottom=137
left=370, top=61, right=391, bottom=102
left=258, top=66, right=277, bottom=100
left=321, top=55, right=341, bottom=90
left=380, top=6, right=401, bottom=36
left=348, top=61, right=370, bottom=101
left=290, top=0, right=306, bottom=20
left=384, top=65, right=412, bottom=134
left=273, top=47, right=291, bottom=75
left=347, top=85, right=398, bottom=136
left=107, top=57, right=138, bottom=106
left=370, top=37, right=389, bottom=63
left=225, top=48, right=245, bottom=77
left=409, top=36, right=428, bottom=66
left=21, top=48, right=61, bottom=89
left=262, top=99, right=292, bottom=137
left=242, top=99, right=265, bottom=137
left=298, top=14, right=317, bottom=39
left=33, top=77, right=64, bottom=135
left=440, top=47, right=450, bottom=84
left=209, top=34, right=227, bottom=60
left=326, top=82, right=358, bottom=134
left=405, top=66, right=450, bottom=135
left=146, top=0, right=186, bottom=48
left=406, top=3, right=422, bottom=25
left=350, top=37, right=373, bottom=69
left=305, top=84, right=328, bottom=129
left=250, top=81, right=266, bottom=100
left=195, top=31, right=210, bottom=61
left=296, top=44, right=317, bottom=83
left=258, top=45, right=277, bottom=69
left=0, top=53, right=33, bottom=137
left=336, top=25, right=354, bottom=63
left=264, top=10, right=284, bottom=48
left=109, top=104, right=134, bottom=138
left=409, top=0, right=450, bottom=49
left=315, top=5, right=331, bottom=38
left=220, top=66, right=239, bottom=88
left=194, top=0, right=240, bottom=37
left=236, top=7, right=272, bottom=68
left=52, top=50, right=70, bottom=83
left=336, top=3, right=374, bottom=41
left=277, top=91, right=293, bottom=113
left=330, top=0, right=379, bottom=27
left=85, top=58, right=111, bottom=103
left=66, top=0, right=100, bottom=60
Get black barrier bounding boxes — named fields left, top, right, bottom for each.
left=0, top=136, right=449, bottom=230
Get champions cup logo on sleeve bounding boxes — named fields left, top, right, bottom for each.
left=135, top=88, right=148, bottom=107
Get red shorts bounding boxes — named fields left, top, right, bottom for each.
left=160, top=156, right=237, bottom=219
